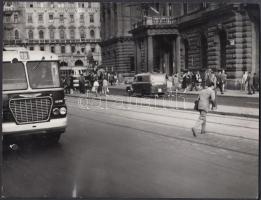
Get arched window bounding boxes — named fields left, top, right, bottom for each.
left=80, top=29, right=85, bottom=39
left=49, top=29, right=55, bottom=40
left=60, top=29, right=65, bottom=39
left=14, top=30, right=19, bottom=40
left=181, top=38, right=189, bottom=69
left=90, top=30, right=95, bottom=38
left=39, top=30, right=44, bottom=39
left=75, top=60, right=83, bottom=66
left=200, top=33, right=208, bottom=69
left=219, top=29, right=227, bottom=69
left=70, top=29, right=75, bottom=39
left=28, top=30, right=34, bottom=40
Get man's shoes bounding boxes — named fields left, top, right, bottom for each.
left=192, top=128, right=197, bottom=137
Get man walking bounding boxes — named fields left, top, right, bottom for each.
left=192, top=82, right=216, bottom=137
left=246, top=72, right=255, bottom=95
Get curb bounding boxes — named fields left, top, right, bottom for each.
left=67, top=94, right=259, bottom=119
left=108, top=87, right=259, bottom=99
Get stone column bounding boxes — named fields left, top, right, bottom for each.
left=147, top=35, right=154, bottom=72
left=172, top=38, right=176, bottom=74
left=175, top=35, right=181, bottom=73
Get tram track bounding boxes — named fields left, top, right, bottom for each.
left=67, top=102, right=258, bottom=157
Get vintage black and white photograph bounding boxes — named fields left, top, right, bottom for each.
left=2, top=1, right=259, bottom=199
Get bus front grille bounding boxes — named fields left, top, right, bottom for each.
left=9, top=97, right=52, bottom=124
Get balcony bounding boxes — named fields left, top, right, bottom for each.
left=132, top=16, right=180, bottom=29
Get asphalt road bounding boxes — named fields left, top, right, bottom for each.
left=2, top=97, right=259, bottom=198
left=108, top=88, right=259, bottom=108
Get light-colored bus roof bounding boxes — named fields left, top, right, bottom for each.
left=135, top=72, right=166, bottom=76
left=60, top=66, right=87, bottom=70
left=3, top=47, right=59, bottom=62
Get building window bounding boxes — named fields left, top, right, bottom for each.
left=40, top=46, right=45, bottom=51
left=28, top=30, right=34, bottom=39
left=6, top=16, right=11, bottom=23
left=49, top=14, right=54, bottom=22
left=71, top=46, right=75, bottom=53
left=28, top=14, right=33, bottom=23
left=51, top=46, right=55, bottom=53
left=60, top=14, right=64, bottom=23
left=90, top=30, right=95, bottom=38
left=91, top=47, right=95, bottom=53
left=81, top=47, right=85, bottom=53
left=38, top=14, right=43, bottom=23
left=70, top=14, right=74, bottom=23
left=80, top=14, right=84, bottom=23
left=61, top=46, right=65, bottom=53
left=29, top=46, right=34, bottom=51
left=30, top=3, right=33, bottom=8
left=183, top=3, right=188, bottom=15
left=81, top=3, right=84, bottom=8
left=39, top=30, right=44, bottom=39
left=14, top=14, right=18, bottom=23
left=50, top=29, right=55, bottom=40
left=70, top=29, right=75, bottom=39
left=14, top=30, right=19, bottom=40
left=60, top=29, right=65, bottom=39
left=80, top=29, right=85, bottom=39
left=168, top=3, right=172, bottom=16
left=88, top=2, right=91, bottom=8
left=90, top=14, right=94, bottom=23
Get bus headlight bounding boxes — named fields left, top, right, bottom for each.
left=53, top=108, right=60, bottom=116
left=59, top=107, right=67, bottom=115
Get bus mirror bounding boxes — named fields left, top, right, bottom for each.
left=12, top=58, right=19, bottom=63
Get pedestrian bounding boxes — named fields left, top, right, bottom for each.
left=195, top=70, right=202, bottom=90
left=102, top=78, right=109, bottom=95
left=192, top=82, right=216, bottom=137
left=245, top=72, right=255, bottom=95
left=216, top=71, right=223, bottom=94
left=64, top=75, right=71, bottom=94
left=204, top=69, right=211, bottom=89
left=79, top=73, right=86, bottom=94
left=242, top=71, right=248, bottom=91
left=69, top=72, right=74, bottom=94
left=220, top=70, right=227, bottom=93
left=93, top=79, right=99, bottom=97
left=253, top=73, right=259, bottom=91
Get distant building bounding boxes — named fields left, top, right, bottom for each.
left=101, top=3, right=260, bottom=89
left=3, top=2, right=102, bottom=68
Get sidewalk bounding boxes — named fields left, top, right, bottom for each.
left=67, top=91, right=259, bottom=119
left=108, top=83, right=259, bottom=98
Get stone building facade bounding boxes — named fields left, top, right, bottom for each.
left=100, top=3, right=137, bottom=76
left=101, top=3, right=259, bottom=89
left=3, top=2, right=102, bottom=68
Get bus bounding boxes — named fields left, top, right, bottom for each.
left=2, top=47, right=67, bottom=144
left=60, top=66, right=88, bottom=88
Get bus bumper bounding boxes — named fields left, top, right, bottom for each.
left=2, top=117, right=67, bottom=135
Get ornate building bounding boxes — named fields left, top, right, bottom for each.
left=101, top=3, right=259, bottom=89
left=3, top=2, right=102, bottom=68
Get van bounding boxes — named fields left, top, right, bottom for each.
left=127, top=73, right=167, bottom=96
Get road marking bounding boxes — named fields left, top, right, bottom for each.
left=246, top=102, right=259, bottom=105
left=72, top=183, right=77, bottom=198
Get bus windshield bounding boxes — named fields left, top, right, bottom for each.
left=3, top=62, right=28, bottom=91
left=27, top=61, right=61, bottom=89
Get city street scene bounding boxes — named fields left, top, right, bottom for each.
left=2, top=1, right=260, bottom=199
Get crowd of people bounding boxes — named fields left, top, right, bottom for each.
left=167, top=69, right=228, bottom=94
left=62, top=69, right=119, bottom=97
left=167, top=69, right=259, bottom=95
